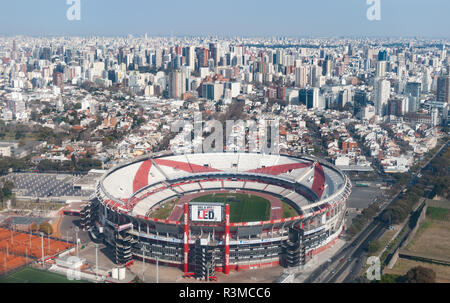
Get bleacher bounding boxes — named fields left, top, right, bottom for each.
left=200, top=180, right=223, bottom=189
left=103, top=162, right=142, bottom=198
left=223, top=180, right=245, bottom=189
left=178, top=182, right=202, bottom=192
left=99, top=153, right=349, bottom=216
left=237, top=154, right=261, bottom=171
left=264, top=184, right=286, bottom=195
left=132, top=187, right=178, bottom=217
left=244, top=181, right=267, bottom=191
left=321, top=167, right=345, bottom=199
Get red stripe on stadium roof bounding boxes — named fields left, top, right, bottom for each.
left=133, top=160, right=152, bottom=193
left=246, top=162, right=312, bottom=175
left=154, top=158, right=221, bottom=173
left=312, top=162, right=326, bottom=199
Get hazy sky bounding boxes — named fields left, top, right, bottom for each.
left=1, top=0, right=450, bottom=38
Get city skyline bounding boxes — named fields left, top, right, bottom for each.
left=1, top=0, right=450, bottom=38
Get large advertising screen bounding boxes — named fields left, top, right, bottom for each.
left=190, top=203, right=223, bottom=222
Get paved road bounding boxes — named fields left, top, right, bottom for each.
left=305, top=140, right=449, bottom=283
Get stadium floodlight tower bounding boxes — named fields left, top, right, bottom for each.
left=74, top=227, right=79, bottom=258
left=40, top=232, right=44, bottom=264
left=95, top=243, right=99, bottom=280
left=141, top=245, right=148, bottom=282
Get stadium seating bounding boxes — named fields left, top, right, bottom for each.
left=223, top=180, right=245, bottom=189
left=200, top=180, right=223, bottom=189
left=243, top=181, right=267, bottom=191
left=103, top=162, right=142, bottom=198
left=264, top=184, right=286, bottom=195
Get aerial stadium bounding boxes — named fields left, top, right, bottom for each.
left=81, top=152, right=351, bottom=280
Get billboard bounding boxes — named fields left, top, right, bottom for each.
left=190, top=203, right=223, bottom=222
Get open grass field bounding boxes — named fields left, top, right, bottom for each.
left=149, top=199, right=179, bottom=220
left=192, top=193, right=271, bottom=223
left=0, top=267, right=89, bottom=283
left=406, top=208, right=450, bottom=257
left=282, top=202, right=299, bottom=218
left=386, top=259, right=450, bottom=283
left=426, top=207, right=450, bottom=221
left=387, top=206, right=450, bottom=282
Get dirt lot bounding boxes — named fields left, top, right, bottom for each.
left=405, top=219, right=450, bottom=257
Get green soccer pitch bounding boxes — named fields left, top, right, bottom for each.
left=191, top=193, right=272, bottom=223
left=0, top=267, right=90, bottom=283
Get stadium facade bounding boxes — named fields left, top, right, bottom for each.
left=81, top=152, right=351, bottom=279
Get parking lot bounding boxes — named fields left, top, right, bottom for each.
left=347, top=184, right=383, bottom=209
left=4, top=173, right=93, bottom=198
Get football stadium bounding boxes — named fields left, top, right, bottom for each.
left=81, top=152, right=351, bottom=279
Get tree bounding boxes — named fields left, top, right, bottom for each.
left=30, top=223, right=39, bottom=233
left=399, top=266, right=436, bottom=283
left=132, top=276, right=142, bottom=283
left=367, top=240, right=382, bottom=255
left=39, top=222, right=53, bottom=235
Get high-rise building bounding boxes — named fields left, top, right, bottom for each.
left=378, top=50, right=388, bottom=61
left=405, top=82, right=421, bottom=112
left=374, top=78, right=390, bottom=116
left=436, top=75, right=450, bottom=104
left=196, top=48, right=209, bottom=69
left=299, top=87, right=321, bottom=109
left=53, top=71, right=64, bottom=91
left=209, top=43, right=218, bottom=67
left=295, top=66, right=308, bottom=88
left=155, top=49, right=163, bottom=68
left=388, top=97, right=408, bottom=116
left=169, top=70, right=186, bottom=99
left=376, top=61, right=387, bottom=77
left=322, top=56, right=332, bottom=77
left=338, top=88, right=352, bottom=109
left=184, top=46, right=195, bottom=70
left=376, top=50, right=388, bottom=77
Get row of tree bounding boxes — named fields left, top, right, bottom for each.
left=30, top=222, right=53, bottom=236
left=380, top=145, right=449, bottom=224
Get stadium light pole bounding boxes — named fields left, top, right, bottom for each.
left=156, top=256, right=159, bottom=283
left=141, top=245, right=148, bottom=283
left=75, top=227, right=79, bottom=258
left=40, top=232, right=44, bottom=264
left=95, top=243, right=99, bottom=280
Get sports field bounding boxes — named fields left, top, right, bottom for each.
left=149, top=199, right=179, bottom=219
left=0, top=267, right=89, bottom=283
left=0, top=228, right=74, bottom=274
left=192, top=193, right=271, bottom=223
